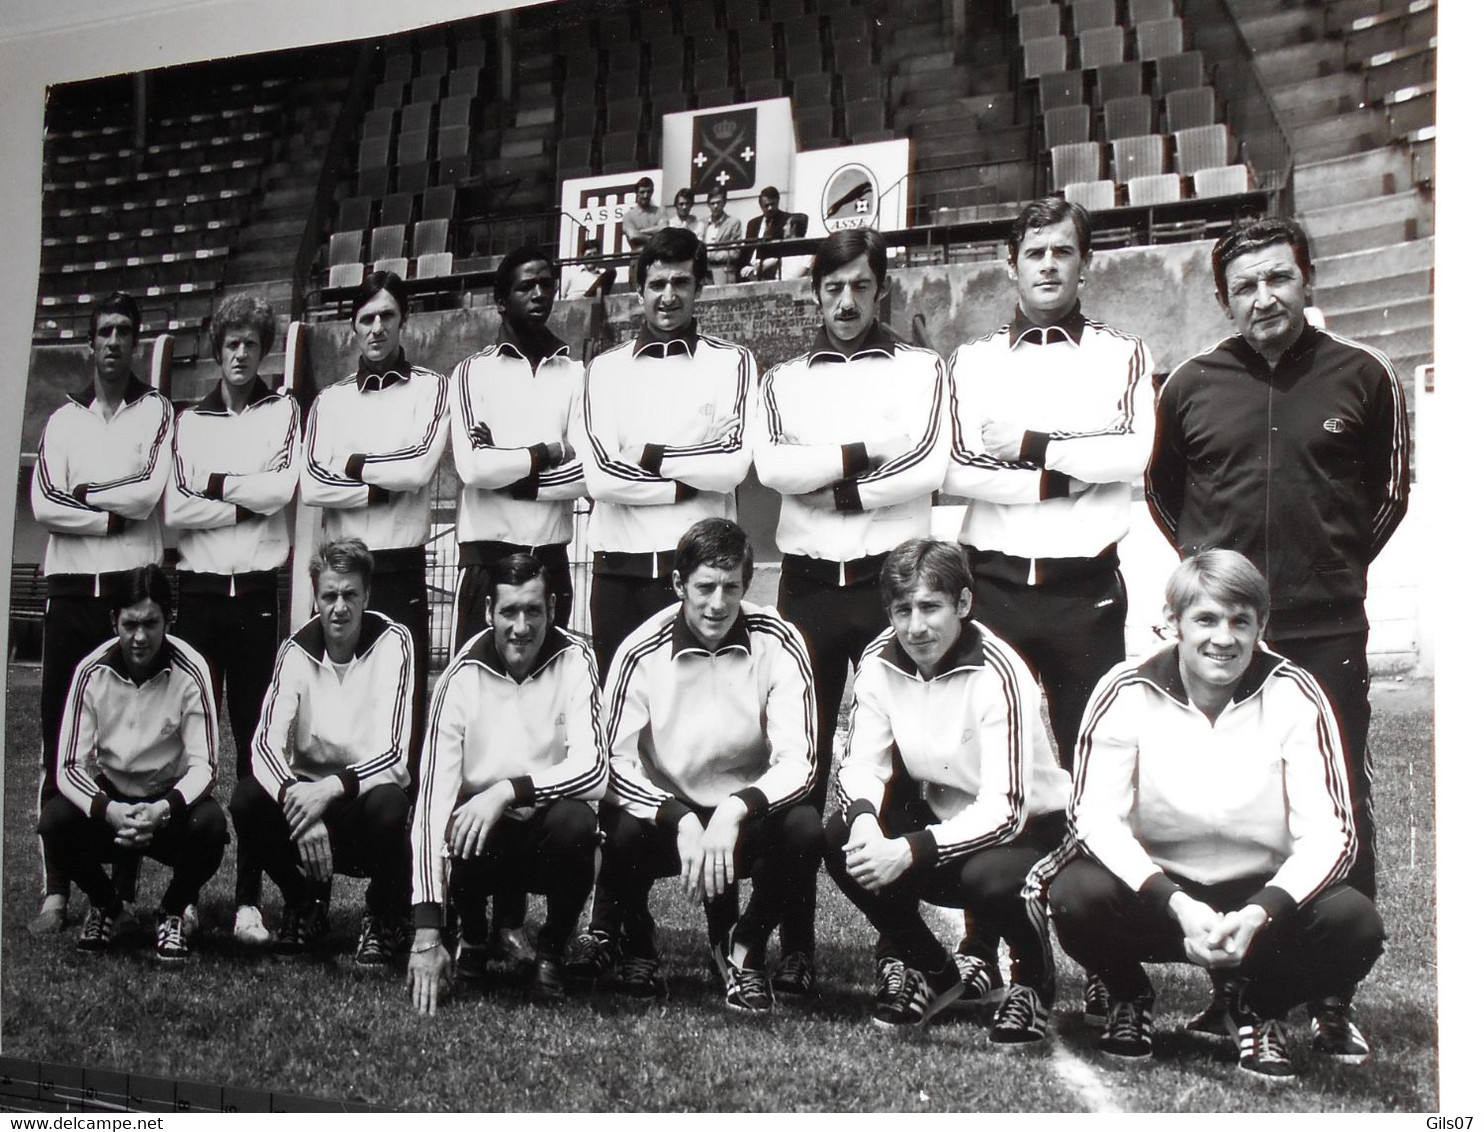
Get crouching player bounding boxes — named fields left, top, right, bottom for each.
left=407, top=554, right=605, bottom=1014
left=570, top=519, right=822, bottom=1013
left=230, top=538, right=414, bottom=966
left=826, top=539, right=1070, bottom=1040
left=1045, top=549, right=1383, bottom=1080
left=41, top=564, right=226, bottom=962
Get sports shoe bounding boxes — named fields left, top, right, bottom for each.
left=873, top=956, right=907, bottom=1015
left=567, top=930, right=622, bottom=990
left=30, top=896, right=68, bottom=935
left=234, top=905, right=273, bottom=948
left=353, top=913, right=394, bottom=968
left=275, top=899, right=328, bottom=957
left=1083, top=973, right=1110, bottom=1028
left=614, top=954, right=665, bottom=999
left=181, top=903, right=199, bottom=939
left=76, top=905, right=118, bottom=953
left=1097, top=994, right=1155, bottom=1060
left=154, top=913, right=189, bottom=964
left=1185, top=974, right=1243, bottom=1038
left=991, top=983, right=1050, bottom=1047
left=773, top=950, right=818, bottom=997
left=496, top=925, right=537, bottom=968
left=872, top=963, right=964, bottom=1030
left=1237, top=1016, right=1296, bottom=1082
left=1309, top=998, right=1371, bottom=1065
left=713, top=938, right=773, bottom=1015
left=531, top=954, right=566, bottom=1001
left=956, top=952, right=1006, bottom=1006
left=454, top=937, right=488, bottom=981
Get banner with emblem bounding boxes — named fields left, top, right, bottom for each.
left=689, top=108, right=759, bottom=194
left=792, top=139, right=910, bottom=236
left=661, top=99, right=796, bottom=206
left=556, top=168, right=663, bottom=293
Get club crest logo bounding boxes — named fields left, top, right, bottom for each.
left=821, top=163, right=878, bottom=232
left=691, top=109, right=758, bottom=194
left=1323, top=418, right=1345, bottom=434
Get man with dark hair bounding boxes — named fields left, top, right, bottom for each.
left=740, top=186, right=787, bottom=281
left=753, top=225, right=949, bottom=995
left=407, top=554, right=605, bottom=1013
left=1146, top=216, right=1408, bottom=908
left=944, top=196, right=1153, bottom=1019
left=165, top=292, right=299, bottom=949
left=1042, top=549, right=1383, bottom=1079
left=621, top=176, right=667, bottom=254
left=450, top=248, right=585, bottom=643
left=40, top=564, right=226, bottom=962
left=562, top=239, right=617, bottom=300
left=228, top=537, right=415, bottom=967
left=29, top=290, right=174, bottom=933
left=827, top=539, right=1069, bottom=1040
left=300, top=270, right=449, bottom=783
left=669, top=187, right=704, bottom=240
left=573, top=225, right=754, bottom=677
left=701, top=186, right=743, bottom=284
left=568, top=519, right=821, bottom=1014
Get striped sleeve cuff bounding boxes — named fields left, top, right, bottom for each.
left=656, top=797, right=694, bottom=832
left=336, top=769, right=361, bottom=800
left=841, top=442, right=870, bottom=478
left=905, top=830, right=938, bottom=869
left=1250, top=885, right=1298, bottom=926
left=832, top=480, right=863, bottom=513
left=731, top=786, right=768, bottom=819
left=1019, top=430, right=1051, bottom=467
left=1040, top=470, right=1072, bottom=499
left=167, top=788, right=188, bottom=826
left=844, top=799, right=879, bottom=826
left=639, top=443, right=667, bottom=474
left=1138, top=871, right=1180, bottom=913
left=413, top=902, right=443, bottom=930
left=509, top=776, right=537, bottom=807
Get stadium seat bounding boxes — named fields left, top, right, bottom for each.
left=437, top=125, right=469, bottom=160
left=649, top=63, right=689, bottom=97
left=379, top=192, right=415, bottom=228
left=831, top=35, right=873, bottom=72
left=398, top=129, right=430, bottom=165
left=563, top=79, right=600, bottom=111
left=1070, top=0, right=1117, bottom=35
left=383, top=53, right=414, bottom=86
left=747, top=78, right=788, bottom=100
left=1104, top=95, right=1153, bottom=140
left=844, top=100, right=886, bottom=139
left=737, top=22, right=775, bottom=54
left=336, top=197, right=373, bottom=234
left=1153, top=51, right=1206, bottom=97
left=557, top=135, right=594, bottom=171
left=1096, top=61, right=1144, bottom=106
left=1164, top=86, right=1216, bottom=132
left=1126, top=172, right=1182, bottom=204
left=598, top=13, right=633, bottom=45
left=639, top=4, right=674, bottom=40
left=1010, top=0, right=1046, bottom=9
left=842, top=69, right=886, bottom=102
left=1050, top=141, right=1102, bottom=190
left=440, top=95, right=473, bottom=129
left=1044, top=104, right=1091, bottom=149
left=1111, top=133, right=1166, bottom=182
left=328, top=262, right=365, bottom=289
left=401, top=101, right=434, bottom=135
left=363, top=108, right=395, bottom=140
left=411, top=74, right=443, bottom=103
left=795, top=105, right=836, bottom=147
left=1127, top=0, right=1175, bottom=23
left=771, top=0, right=807, bottom=21
left=607, top=69, right=644, bottom=103
left=359, top=135, right=390, bottom=171
left=783, top=20, right=825, bottom=74
left=1063, top=179, right=1115, bottom=210
left=397, top=161, right=430, bottom=194
left=1022, top=35, right=1067, bottom=80
left=370, top=224, right=406, bottom=262
left=447, top=66, right=480, bottom=99
left=830, top=10, right=873, bottom=45
left=1018, top=5, right=1062, bottom=45
left=412, top=218, right=449, bottom=257
left=693, top=30, right=730, bottom=65
left=329, top=230, right=363, bottom=266
left=1079, top=26, right=1126, bottom=70
left=455, top=36, right=487, bottom=70
left=681, top=2, right=715, bottom=33
left=420, top=44, right=450, bottom=75
left=1039, top=69, right=1086, bottom=111
left=651, top=91, right=694, bottom=118
left=601, top=131, right=638, bottom=168
left=1175, top=123, right=1232, bottom=175
left=792, top=71, right=836, bottom=109
left=422, top=184, right=456, bottom=222
left=1193, top=163, right=1251, bottom=197
left=358, top=166, right=390, bottom=198
left=608, top=42, right=643, bottom=74
left=696, top=85, right=740, bottom=108
left=374, top=81, right=406, bottom=111
left=739, top=48, right=778, bottom=83
left=373, top=256, right=408, bottom=277
left=1136, top=18, right=1184, bottom=61
left=607, top=98, right=643, bottom=133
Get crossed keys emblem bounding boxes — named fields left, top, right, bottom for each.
left=691, top=110, right=757, bottom=192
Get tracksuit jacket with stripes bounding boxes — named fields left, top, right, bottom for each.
left=411, top=624, right=606, bottom=922
left=300, top=352, right=450, bottom=552
left=944, top=304, right=1154, bottom=566
left=1068, top=644, right=1357, bottom=924
left=58, top=634, right=219, bottom=819
left=251, top=611, right=414, bottom=801
left=1145, top=324, right=1410, bottom=638
left=576, top=323, right=755, bottom=555
left=164, top=378, right=301, bottom=577
left=448, top=326, right=587, bottom=550
left=604, top=601, right=817, bottom=827
left=837, top=620, right=1070, bottom=868
left=30, top=374, right=173, bottom=580
left=754, top=324, right=949, bottom=564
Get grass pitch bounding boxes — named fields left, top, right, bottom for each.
left=1, top=667, right=1437, bottom=1111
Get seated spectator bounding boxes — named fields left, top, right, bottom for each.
left=568, top=519, right=822, bottom=1014
left=1044, top=549, right=1385, bottom=1081
left=41, top=564, right=226, bottom=963
left=229, top=538, right=414, bottom=967
left=562, top=241, right=617, bottom=299
left=777, top=214, right=812, bottom=281
left=825, top=539, right=1070, bottom=1041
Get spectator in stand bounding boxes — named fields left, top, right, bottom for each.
left=562, top=240, right=618, bottom=300
left=669, top=187, right=705, bottom=240
left=701, top=187, right=744, bottom=285
left=621, top=176, right=668, bottom=254
left=777, top=214, right=813, bottom=281
left=740, top=186, right=788, bottom=281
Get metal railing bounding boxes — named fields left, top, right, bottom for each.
left=1184, top=0, right=1296, bottom=212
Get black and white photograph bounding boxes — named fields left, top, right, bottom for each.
left=0, top=0, right=1460, bottom=1115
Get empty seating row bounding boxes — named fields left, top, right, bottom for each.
left=1062, top=163, right=1252, bottom=210
left=1042, top=86, right=1214, bottom=147
left=372, top=65, right=483, bottom=109
left=1023, top=17, right=1186, bottom=78
left=334, top=185, right=456, bottom=234
left=1037, top=50, right=1205, bottom=112
left=1050, top=124, right=1234, bottom=188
